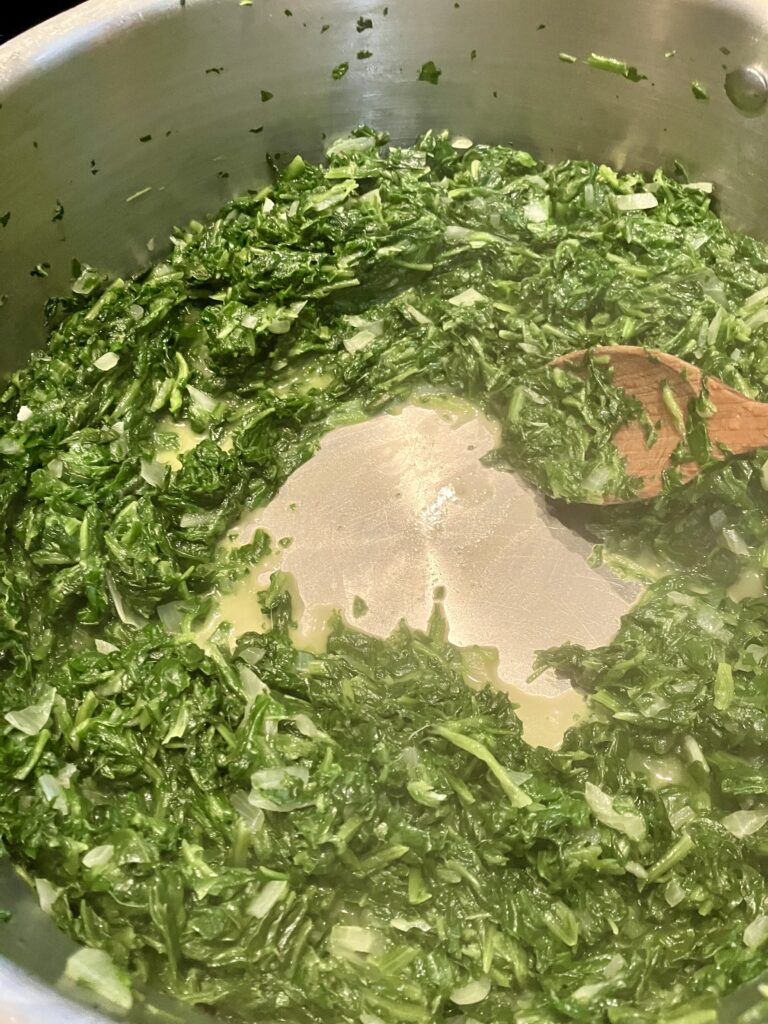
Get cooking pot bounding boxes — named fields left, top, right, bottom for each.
left=2, top=0, right=768, bottom=1019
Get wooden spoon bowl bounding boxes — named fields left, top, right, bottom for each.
left=552, top=346, right=768, bottom=503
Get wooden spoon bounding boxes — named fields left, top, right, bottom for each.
left=552, top=345, right=768, bottom=503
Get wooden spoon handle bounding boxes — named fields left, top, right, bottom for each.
left=707, top=379, right=768, bottom=456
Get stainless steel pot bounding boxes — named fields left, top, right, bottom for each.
left=2, top=0, right=768, bottom=1019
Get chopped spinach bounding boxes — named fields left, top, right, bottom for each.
left=1, top=129, right=768, bottom=1023
left=495, top=354, right=646, bottom=502
left=418, top=60, right=442, bottom=84
left=586, top=53, right=647, bottom=82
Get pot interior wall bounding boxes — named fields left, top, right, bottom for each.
left=0, top=0, right=767, bottom=373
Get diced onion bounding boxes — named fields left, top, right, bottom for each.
left=449, top=976, right=492, bottom=1006
left=744, top=913, right=768, bottom=950
left=664, top=878, right=686, bottom=907
left=746, top=307, right=768, bottom=330
left=445, top=225, right=476, bottom=243
left=157, top=601, right=186, bottom=634
left=140, top=459, right=167, bottom=487
left=584, top=781, right=646, bottom=841
left=251, top=765, right=308, bottom=788
left=325, top=134, right=377, bottom=158
left=239, top=646, right=265, bottom=667
left=709, top=510, right=727, bottom=530
left=16, top=405, right=32, bottom=422
left=625, top=861, right=647, bottom=879
left=82, top=844, right=115, bottom=868
left=294, top=713, right=322, bottom=737
left=95, top=638, right=118, bottom=655
left=448, top=287, right=486, bottom=307
left=604, top=954, right=626, bottom=979
left=93, top=352, right=119, bottom=371
left=722, top=527, right=750, bottom=556
left=47, top=458, right=64, bottom=478
left=180, top=510, right=216, bottom=529
left=38, top=765, right=75, bottom=814
left=744, top=282, right=768, bottom=309
left=329, top=925, right=384, bottom=958
left=745, top=280, right=768, bottom=307
left=722, top=808, right=768, bottom=838
left=64, top=947, right=133, bottom=1011
left=682, top=735, right=709, bottom=772
left=696, top=606, right=730, bottom=641
left=524, top=199, right=550, bottom=223
left=613, top=192, right=658, bottom=211
left=344, top=329, right=379, bottom=354
left=401, top=302, right=432, bottom=325
left=572, top=981, right=610, bottom=1003
left=187, top=384, right=218, bottom=412
left=105, top=571, right=147, bottom=628
left=4, top=686, right=56, bottom=736
left=239, top=664, right=266, bottom=702
left=35, top=878, right=62, bottom=915
left=232, top=790, right=265, bottom=831
left=582, top=466, right=612, bottom=495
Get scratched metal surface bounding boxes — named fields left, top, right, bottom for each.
left=235, top=402, right=640, bottom=692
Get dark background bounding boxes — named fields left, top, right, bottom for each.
left=1, top=3, right=79, bottom=44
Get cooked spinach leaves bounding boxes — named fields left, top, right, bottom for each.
left=1, top=129, right=768, bottom=1023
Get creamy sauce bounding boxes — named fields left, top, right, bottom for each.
left=460, top=645, right=586, bottom=748
left=206, top=562, right=336, bottom=655
left=155, top=419, right=206, bottom=471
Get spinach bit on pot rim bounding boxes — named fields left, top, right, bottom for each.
left=2, top=127, right=768, bottom=1023
left=418, top=60, right=442, bottom=84
left=586, top=52, right=647, bottom=82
